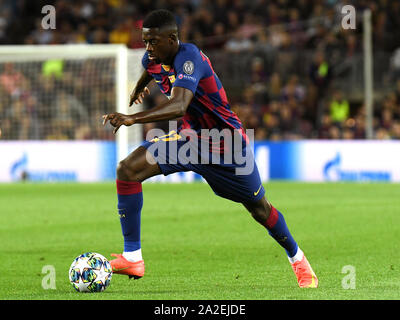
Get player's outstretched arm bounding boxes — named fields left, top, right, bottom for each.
left=129, top=70, right=153, bottom=106
left=103, top=86, right=193, bottom=134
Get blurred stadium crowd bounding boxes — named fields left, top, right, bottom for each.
left=1, top=0, right=400, bottom=140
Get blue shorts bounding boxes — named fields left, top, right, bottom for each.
left=140, top=132, right=265, bottom=203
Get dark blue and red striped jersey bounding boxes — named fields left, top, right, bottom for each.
left=142, top=43, right=245, bottom=137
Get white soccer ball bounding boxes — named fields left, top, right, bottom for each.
left=68, top=252, right=112, bottom=293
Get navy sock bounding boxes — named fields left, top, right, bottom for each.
left=116, top=179, right=143, bottom=252
left=263, top=206, right=298, bottom=258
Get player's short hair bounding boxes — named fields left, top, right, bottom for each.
left=142, top=9, right=177, bottom=30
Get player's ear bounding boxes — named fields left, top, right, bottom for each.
left=168, top=32, right=178, bottom=44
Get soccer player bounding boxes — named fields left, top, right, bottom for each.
left=103, top=9, right=318, bottom=288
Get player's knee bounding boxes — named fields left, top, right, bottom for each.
left=244, top=197, right=272, bottom=224
left=250, top=209, right=267, bottom=225
left=117, top=160, right=141, bottom=182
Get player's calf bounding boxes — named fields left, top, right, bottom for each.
left=243, top=198, right=298, bottom=258
left=243, top=197, right=318, bottom=288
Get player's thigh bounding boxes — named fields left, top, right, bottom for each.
left=117, top=146, right=161, bottom=182
left=199, top=159, right=265, bottom=203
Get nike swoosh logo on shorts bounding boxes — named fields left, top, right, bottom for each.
left=253, top=185, right=262, bottom=196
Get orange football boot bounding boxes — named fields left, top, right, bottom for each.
left=110, top=253, right=145, bottom=279
left=290, top=254, right=318, bottom=288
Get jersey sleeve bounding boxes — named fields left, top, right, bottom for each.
left=142, top=52, right=150, bottom=70
left=173, top=47, right=204, bottom=94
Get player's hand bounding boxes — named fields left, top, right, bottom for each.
left=129, top=87, right=150, bottom=106
left=102, top=113, right=135, bottom=134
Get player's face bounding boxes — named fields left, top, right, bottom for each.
left=142, top=28, right=177, bottom=64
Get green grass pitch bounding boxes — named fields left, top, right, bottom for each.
left=0, top=182, right=399, bottom=300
